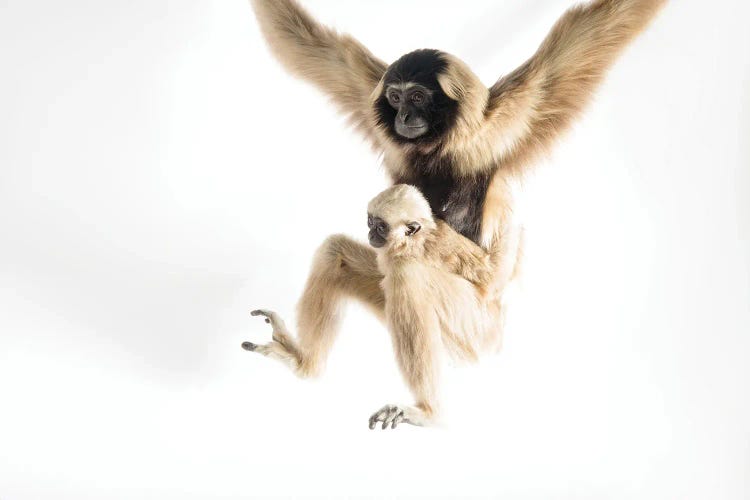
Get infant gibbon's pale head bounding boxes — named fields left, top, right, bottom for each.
left=367, top=184, right=437, bottom=250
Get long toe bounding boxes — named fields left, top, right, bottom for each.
left=251, top=309, right=283, bottom=328
left=369, top=411, right=382, bottom=430
left=392, top=414, right=404, bottom=429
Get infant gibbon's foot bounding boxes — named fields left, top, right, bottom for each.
left=241, top=341, right=258, bottom=351
left=241, top=309, right=302, bottom=372
left=368, top=404, right=431, bottom=430
left=249, top=309, right=295, bottom=346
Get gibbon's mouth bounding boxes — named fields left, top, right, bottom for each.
left=395, top=121, right=428, bottom=139
left=368, top=236, right=386, bottom=248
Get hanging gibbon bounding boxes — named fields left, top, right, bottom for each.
left=241, top=0, right=667, bottom=429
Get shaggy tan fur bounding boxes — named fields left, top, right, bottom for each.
left=246, top=0, right=666, bottom=428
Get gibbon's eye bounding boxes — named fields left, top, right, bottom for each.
left=367, top=215, right=373, bottom=228
left=411, top=91, right=424, bottom=104
left=376, top=224, right=387, bottom=236
left=389, top=92, right=400, bottom=104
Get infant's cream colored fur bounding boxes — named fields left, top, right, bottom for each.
left=369, top=185, right=497, bottom=295
left=366, top=185, right=505, bottom=425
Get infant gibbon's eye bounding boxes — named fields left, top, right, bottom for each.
left=367, top=215, right=373, bottom=228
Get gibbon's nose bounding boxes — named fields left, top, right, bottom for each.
left=399, top=110, right=410, bottom=124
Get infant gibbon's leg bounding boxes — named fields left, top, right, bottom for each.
left=242, top=235, right=384, bottom=378
left=369, top=290, right=440, bottom=430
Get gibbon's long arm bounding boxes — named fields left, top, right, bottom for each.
left=487, top=0, right=666, bottom=172
left=251, top=0, right=387, bottom=145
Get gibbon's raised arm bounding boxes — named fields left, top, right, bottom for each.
left=251, top=0, right=387, bottom=144
left=487, top=0, right=667, bottom=172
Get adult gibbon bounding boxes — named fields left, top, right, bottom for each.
left=243, top=0, right=667, bottom=428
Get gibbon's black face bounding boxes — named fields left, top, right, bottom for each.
left=374, top=49, right=459, bottom=144
left=367, top=214, right=389, bottom=248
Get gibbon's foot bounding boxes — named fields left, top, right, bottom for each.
left=241, top=309, right=301, bottom=372
left=249, top=309, right=295, bottom=346
left=241, top=341, right=257, bottom=351
left=368, top=404, right=430, bottom=430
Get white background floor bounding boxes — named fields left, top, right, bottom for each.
left=1, top=0, right=749, bottom=498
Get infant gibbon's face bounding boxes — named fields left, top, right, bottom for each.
left=367, top=213, right=421, bottom=249
left=366, top=184, right=434, bottom=249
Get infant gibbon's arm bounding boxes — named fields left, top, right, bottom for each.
left=426, top=221, right=496, bottom=289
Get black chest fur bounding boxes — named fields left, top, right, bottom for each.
left=394, top=153, right=493, bottom=245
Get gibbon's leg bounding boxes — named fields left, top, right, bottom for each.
left=369, top=287, right=440, bottom=430
left=488, top=225, right=525, bottom=353
left=243, top=235, right=385, bottom=378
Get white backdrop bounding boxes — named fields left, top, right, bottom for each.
left=1, top=1, right=749, bottom=498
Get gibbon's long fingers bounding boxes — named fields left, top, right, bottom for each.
left=381, top=407, right=402, bottom=430
left=369, top=405, right=396, bottom=430
left=368, top=404, right=425, bottom=430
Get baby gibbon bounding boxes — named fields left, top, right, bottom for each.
left=363, top=185, right=505, bottom=427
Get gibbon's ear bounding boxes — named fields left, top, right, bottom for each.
left=405, top=222, right=421, bottom=236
